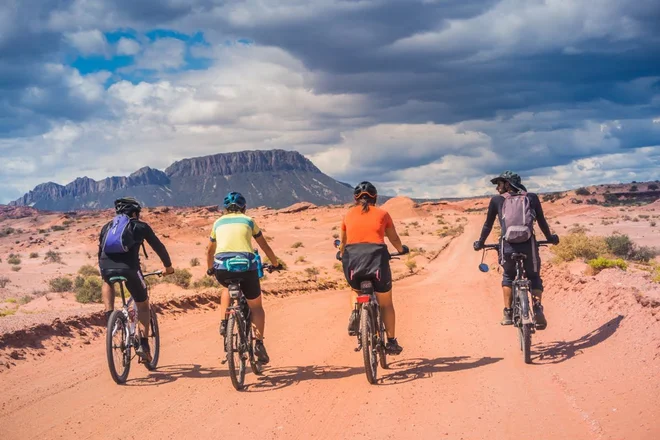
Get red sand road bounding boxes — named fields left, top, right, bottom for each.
left=1, top=224, right=659, bottom=440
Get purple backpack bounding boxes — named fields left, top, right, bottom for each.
left=102, top=214, right=136, bottom=254
left=501, top=192, right=535, bottom=243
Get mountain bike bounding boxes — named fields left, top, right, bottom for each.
left=334, top=239, right=408, bottom=384
left=222, top=264, right=281, bottom=391
left=479, top=241, right=550, bottom=364
left=106, top=270, right=163, bottom=384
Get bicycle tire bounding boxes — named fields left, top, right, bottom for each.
left=225, top=313, right=246, bottom=390
left=522, top=324, right=532, bottom=364
left=360, top=305, right=378, bottom=384
left=144, top=305, right=160, bottom=371
left=378, top=317, right=388, bottom=370
left=106, top=310, right=131, bottom=384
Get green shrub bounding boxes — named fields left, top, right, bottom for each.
left=29, top=252, right=39, bottom=259
left=630, top=246, right=659, bottom=263
left=11, top=266, right=21, bottom=272
left=193, top=276, right=216, bottom=289
left=163, top=268, right=192, bottom=289
left=588, top=257, right=627, bottom=274
left=0, top=277, right=10, bottom=288
left=604, top=233, right=634, bottom=258
left=575, top=187, right=591, bottom=196
left=44, top=250, right=62, bottom=263
left=49, top=277, right=73, bottom=292
left=7, top=255, right=21, bottom=265
left=77, top=264, right=100, bottom=277
left=291, top=242, right=304, bottom=249
left=552, top=233, right=608, bottom=262
left=629, top=185, right=638, bottom=192
left=648, top=184, right=659, bottom=191
left=51, top=225, right=67, bottom=231
left=190, top=257, right=200, bottom=267
left=74, top=276, right=103, bottom=303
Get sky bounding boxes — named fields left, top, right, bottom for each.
left=1, top=0, right=659, bottom=203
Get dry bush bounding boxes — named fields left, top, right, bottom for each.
left=0, top=277, right=10, bottom=288
left=11, top=266, right=21, bottom=272
left=190, top=257, right=200, bottom=267
left=296, top=256, right=307, bottom=264
left=162, top=269, right=193, bottom=289
left=49, top=276, right=73, bottom=292
left=552, top=233, right=608, bottom=262
left=291, top=242, right=304, bottom=249
left=193, top=276, right=216, bottom=289
left=405, top=257, right=417, bottom=273
left=78, top=264, right=100, bottom=277
left=74, top=276, right=103, bottom=303
left=44, top=250, right=62, bottom=263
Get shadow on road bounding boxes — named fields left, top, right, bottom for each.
left=245, top=365, right=364, bottom=392
left=125, top=363, right=228, bottom=386
left=379, top=356, right=503, bottom=385
left=533, top=315, right=624, bottom=365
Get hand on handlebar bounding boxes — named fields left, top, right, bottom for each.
left=400, top=245, right=410, bottom=255
left=335, top=251, right=342, bottom=261
left=266, top=264, right=283, bottom=273
left=473, top=240, right=484, bottom=251
left=164, top=266, right=175, bottom=276
left=206, top=268, right=215, bottom=276
left=548, top=234, right=560, bottom=245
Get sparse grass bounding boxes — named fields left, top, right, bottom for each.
left=333, top=262, right=343, bottom=272
left=190, top=257, right=200, bottom=267
left=49, top=276, right=73, bottom=292
left=587, top=257, right=627, bottom=274
left=74, top=276, right=103, bottom=303
left=77, top=264, right=100, bottom=277
left=5, top=298, right=17, bottom=303
left=304, top=267, right=320, bottom=280
left=0, top=309, right=17, bottom=317
left=29, top=252, right=39, bottom=259
left=409, top=221, right=419, bottom=227
left=437, top=224, right=465, bottom=238
left=162, top=268, right=193, bottom=289
left=291, top=242, right=304, bottom=249
left=0, top=277, right=10, bottom=288
left=44, top=250, right=62, bottom=263
left=295, top=256, right=307, bottom=264
left=192, top=276, right=216, bottom=289
left=7, top=255, right=21, bottom=265
left=19, top=295, right=33, bottom=305
left=552, top=233, right=608, bottom=262
left=569, top=224, right=588, bottom=234
left=11, top=266, right=21, bottom=272
left=405, top=257, right=417, bottom=273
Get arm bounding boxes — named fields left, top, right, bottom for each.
left=141, top=223, right=173, bottom=269
left=206, top=240, right=215, bottom=273
left=478, top=197, right=499, bottom=243
left=339, top=222, right=347, bottom=256
left=254, top=235, right=280, bottom=267
left=98, top=223, right=107, bottom=264
left=530, top=194, right=553, bottom=240
left=385, top=226, right=405, bottom=254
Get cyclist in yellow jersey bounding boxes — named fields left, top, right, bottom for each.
left=206, top=192, right=282, bottom=364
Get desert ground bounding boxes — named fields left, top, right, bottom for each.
left=1, top=185, right=659, bottom=440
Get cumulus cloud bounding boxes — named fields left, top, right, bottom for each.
left=0, top=0, right=659, bottom=203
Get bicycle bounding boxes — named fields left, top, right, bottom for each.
left=105, top=270, right=163, bottom=384
left=334, top=239, right=407, bottom=384
left=222, top=264, right=281, bottom=391
left=479, top=241, right=550, bottom=364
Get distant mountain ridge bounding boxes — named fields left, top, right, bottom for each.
left=10, top=150, right=354, bottom=210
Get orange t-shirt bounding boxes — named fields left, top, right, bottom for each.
left=341, top=205, right=394, bottom=244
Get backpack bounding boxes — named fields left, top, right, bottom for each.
left=501, top=192, right=535, bottom=244
left=102, top=214, right=137, bottom=254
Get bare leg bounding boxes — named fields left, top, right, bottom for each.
left=102, top=282, right=115, bottom=314
left=503, top=286, right=513, bottom=308
left=375, top=290, right=395, bottom=339
left=219, top=288, right=230, bottom=322
left=136, top=299, right=150, bottom=339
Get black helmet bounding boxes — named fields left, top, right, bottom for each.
left=490, top=171, right=527, bottom=192
left=114, top=197, right=142, bottom=215
left=353, top=181, right=378, bottom=200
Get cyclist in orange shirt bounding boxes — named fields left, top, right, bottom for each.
left=338, top=181, right=409, bottom=354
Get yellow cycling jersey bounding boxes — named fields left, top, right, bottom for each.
left=209, top=213, right=262, bottom=255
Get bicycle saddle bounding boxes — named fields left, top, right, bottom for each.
left=511, top=253, right=528, bottom=260
left=109, top=276, right=128, bottom=283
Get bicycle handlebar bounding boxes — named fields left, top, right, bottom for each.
left=143, top=270, right=163, bottom=277
left=484, top=240, right=552, bottom=249
left=263, top=264, right=284, bottom=273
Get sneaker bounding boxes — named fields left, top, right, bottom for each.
left=136, top=337, right=152, bottom=363
left=254, top=340, right=270, bottom=364
left=104, top=310, right=112, bottom=324
left=385, top=338, right=403, bottom=355
left=534, top=302, right=547, bottom=330
left=219, top=319, right=227, bottom=337
left=501, top=308, right=513, bottom=325
left=348, top=310, right=359, bottom=336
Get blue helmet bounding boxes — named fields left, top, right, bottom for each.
left=223, top=191, right=247, bottom=211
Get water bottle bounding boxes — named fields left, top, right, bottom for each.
left=255, top=249, right=264, bottom=278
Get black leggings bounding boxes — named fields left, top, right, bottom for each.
left=214, top=270, right=262, bottom=300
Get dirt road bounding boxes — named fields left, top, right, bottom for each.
left=1, top=224, right=658, bottom=440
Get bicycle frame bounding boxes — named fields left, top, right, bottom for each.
left=354, top=281, right=384, bottom=351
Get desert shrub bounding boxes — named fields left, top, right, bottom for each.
left=49, top=276, right=73, bottom=292
left=295, top=256, right=307, bottom=264
left=629, top=246, right=659, bottom=263
left=0, top=277, right=10, bottom=288
left=0, top=309, right=17, bottom=317
left=7, top=255, right=21, bottom=265
left=193, top=276, right=216, bottom=289
left=575, top=187, right=590, bottom=196
left=291, top=242, right=304, bottom=249
left=651, top=222, right=657, bottom=227
left=629, top=185, right=638, bottom=192
left=11, top=266, right=21, bottom=272
left=74, top=276, right=103, bottom=303
left=332, top=233, right=339, bottom=239
left=78, top=264, right=100, bottom=277
left=18, top=295, right=33, bottom=305
left=405, top=257, right=417, bottom=273
left=305, top=267, right=320, bottom=280
left=51, top=225, right=67, bottom=231
left=605, top=233, right=634, bottom=258
left=438, top=224, right=464, bottom=238
left=44, top=250, right=62, bottom=263
left=409, top=221, right=419, bottom=227
left=29, top=252, right=39, bottom=259
left=552, top=233, right=608, bottom=262
left=333, top=262, right=343, bottom=272
left=632, top=217, right=640, bottom=222
left=586, top=199, right=599, bottom=205
left=311, top=218, right=318, bottom=222
left=190, top=257, right=200, bottom=267
left=587, top=257, right=627, bottom=274
left=569, top=224, right=588, bottom=234
left=648, top=184, right=659, bottom=191
left=163, top=268, right=193, bottom=289
left=639, top=214, right=650, bottom=219
left=294, top=226, right=300, bottom=230
left=400, top=229, right=410, bottom=236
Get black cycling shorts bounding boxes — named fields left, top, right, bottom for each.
left=500, top=242, right=543, bottom=291
left=214, top=269, right=262, bottom=300
left=101, top=269, right=148, bottom=302
left=342, top=243, right=393, bottom=293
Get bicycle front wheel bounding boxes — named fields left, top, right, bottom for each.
left=145, top=305, right=160, bottom=371
left=225, top=313, right=247, bottom=390
left=522, top=324, right=532, bottom=364
left=378, top=316, right=388, bottom=370
left=106, top=310, right=131, bottom=384
left=360, top=305, right=378, bottom=384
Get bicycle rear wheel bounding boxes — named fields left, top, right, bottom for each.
left=522, top=324, right=532, bottom=364
left=378, top=317, right=388, bottom=370
left=145, top=305, right=160, bottom=371
left=225, top=313, right=247, bottom=390
left=360, top=305, right=378, bottom=384
left=106, top=310, right=131, bottom=384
